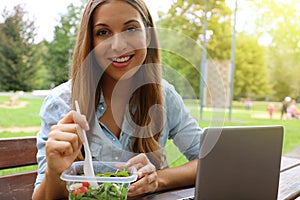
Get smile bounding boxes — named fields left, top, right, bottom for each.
left=110, top=55, right=134, bottom=63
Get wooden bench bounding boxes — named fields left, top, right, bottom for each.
left=0, top=136, right=37, bottom=200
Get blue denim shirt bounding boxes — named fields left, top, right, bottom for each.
left=34, top=79, right=202, bottom=189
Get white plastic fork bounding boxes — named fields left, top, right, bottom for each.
left=75, top=100, right=98, bottom=187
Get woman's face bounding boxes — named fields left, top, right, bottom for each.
left=92, top=0, right=150, bottom=81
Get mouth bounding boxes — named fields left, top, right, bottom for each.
left=109, top=55, right=134, bottom=63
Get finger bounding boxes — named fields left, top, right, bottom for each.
left=128, top=175, right=157, bottom=197
left=50, top=123, right=85, bottom=146
left=51, top=123, right=78, bottom=133
left=46, top=139, right=82, bottom=173
left=48, top=130, right=82, bottom=153
left=130, top=172, right=156, bottom=190
left=126, top=153, right=149, bottom=168
left=46, top=139, right=76, bottom=157
left=128, top=177, right=147, bottom=195
left=137, top=163, right=156, bottom=176
left=146, top=172, right=157, bottom=184
left=58, top=110, right=89, bottom=130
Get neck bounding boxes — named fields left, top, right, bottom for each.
left=101, top=74, right=133, bottom=102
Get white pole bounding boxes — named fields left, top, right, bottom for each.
left=200, top=0, right=209, bottom=120
left=228, top=0, right=238, bottom=121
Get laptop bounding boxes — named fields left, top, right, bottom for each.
left=177, top=125, right=284, bottom=200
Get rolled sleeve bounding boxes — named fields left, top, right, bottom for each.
left=34, top=81, right=71, bottom=189
left=163, top=80, right=202, bottom=161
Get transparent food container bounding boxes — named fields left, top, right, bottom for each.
left=61, top=161, right=137, bottom=200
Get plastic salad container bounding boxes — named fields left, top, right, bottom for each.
left=61, top=161, right=137, bottom=200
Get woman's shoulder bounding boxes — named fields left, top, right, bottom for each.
left=46, top=80, right=71, bottom=102
left=39, top=80, right=72, bottom=121
left=162, top=79, right=176, bottom=95
left=49, top=80, right=71, bottom=96
left=161, top=79, right=182, bottom=100
left=161, top=79, right=185, bottom=111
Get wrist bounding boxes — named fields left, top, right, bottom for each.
left=156, top=169, right=169, bottom=192
left=44, top=167, right=68, bottom=198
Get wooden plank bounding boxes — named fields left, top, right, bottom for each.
left=0, top=171, right=37, bottom=200
left=278, top=164, right=300, bottom=200
left=280, top=156, right=300, bottom=172
left=140, top=188, right=194, bottom=200
left=0, top=136, right=37, bottom=169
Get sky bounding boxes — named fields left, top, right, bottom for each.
left=0, top=0, right=174, bottom=42
left=0, top=0, right=257, bottom=44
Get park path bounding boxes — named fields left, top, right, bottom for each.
left=0, top=126, right=40, bottom=133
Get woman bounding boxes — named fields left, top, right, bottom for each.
left=32, top=0, right=201, bottom=199
left=289, top=99, right=300, bottom=119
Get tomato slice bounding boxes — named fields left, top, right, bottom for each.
left=78, top=186, right=88, bottom=194
left=82, top=182, right=90, bottom=187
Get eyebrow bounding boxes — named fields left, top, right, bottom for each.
left=93, top=19, right=141, bottom=28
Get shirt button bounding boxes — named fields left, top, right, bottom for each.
left=100, top=106, right=104, bottom=110
left=115, top=156, right=119, bottom=160
left=112, top=138, right=116, bottom=141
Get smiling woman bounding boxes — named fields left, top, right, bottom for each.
left=31, top=0, right=202, bottom=199
left=92, top=1, right=150, bottom=81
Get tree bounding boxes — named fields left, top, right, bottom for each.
left=234, top=33, right=271, bottom=100
left=157, top=0, right=232, bottom=98
left=252, top=0, right=300, bottom=100
left=0, top=5, right=39, bottom=91
left=46, top=3, right=83, bottom=86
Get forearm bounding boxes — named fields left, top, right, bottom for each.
left=32, top=168, right=68, bottom=200
left=156, top=159, right=198, bottom=192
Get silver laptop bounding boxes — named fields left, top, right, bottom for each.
left=178, top=125, right=284, bottom=200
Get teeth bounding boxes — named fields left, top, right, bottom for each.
left=112, top=56, right=130, bottom=63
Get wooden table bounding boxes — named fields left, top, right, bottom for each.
left=278, top=156, right=300, bottom=199
left=141, top=156, right=300, bottom=200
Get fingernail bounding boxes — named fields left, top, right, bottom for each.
left=138, top=171, right=143, bottom=178
left=84, top=123, right=89, bottom=130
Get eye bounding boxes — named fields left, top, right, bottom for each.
left=126, top=26, right=138, bottom=33
left=96, top=29, right=110, bottom=36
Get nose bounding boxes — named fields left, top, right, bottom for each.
left=111, top=33, right=127, bottom=52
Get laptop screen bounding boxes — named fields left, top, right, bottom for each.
left=195, top=125, right=283, bottom=200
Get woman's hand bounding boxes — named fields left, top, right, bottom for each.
left=126, top=153, right=158, bottom=197
left=45, top=110, right=89, bottom=175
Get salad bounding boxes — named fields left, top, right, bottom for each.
left=68, top=169, right=131, bottom=200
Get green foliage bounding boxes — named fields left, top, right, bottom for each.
left=33, top=41, right=53, bottom=89
left=161, top=50, right=199, bottom=99
left=252, top=0, right=300, bottom=101
left=234, top=33, right=271, bottom=100
left=157, top=0, right=232, bottom=98
left=0, top=5, right=40, bottom=91
left=205, top=1, right=232, bottom=60
left=46, top=3, right=83, bottom=86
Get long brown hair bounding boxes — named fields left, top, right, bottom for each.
left=71, top=0, right=164, bottom=168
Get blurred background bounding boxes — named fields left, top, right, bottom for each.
left=0, top=0, right=299, bottom=174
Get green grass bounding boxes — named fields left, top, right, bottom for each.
left=167, top=100, right=300, bottom=167
left=0, top=165, right=38, bottom=176
left=0, top=96, right=43, bottom=127
left=1, top=96, right=300, bottom=172
left=0, top=131, right=37, bottom=138
left=185, top=100, right=300, bottom=154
